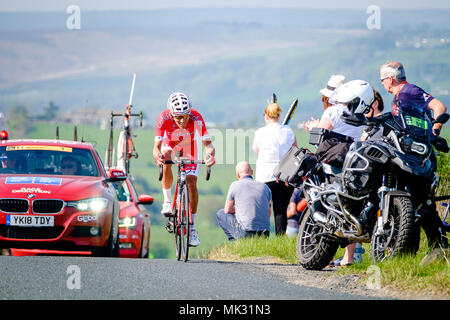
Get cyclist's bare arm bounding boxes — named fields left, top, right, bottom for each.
left=203, top=139, right=215, bottom=155
left=153, top=140, right=162, bottom=166
left=202, top=139, right=215, bottom=166
left=153, top=140, right=165, bottom=166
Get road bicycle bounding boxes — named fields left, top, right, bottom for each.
left=106, top=73, right=143, bottom=175
left=158, top=152, right=211, bottom=262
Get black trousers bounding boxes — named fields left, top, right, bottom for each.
left=266, top=181, right=295, bottom=235
left=419, top=202, right=446, bottom=248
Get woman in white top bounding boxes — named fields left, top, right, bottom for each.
left=253, top=102, right=297, bottom=235
left=303, top=102, right=361, bottom=141
left=303, top=80, right=367, bottom=141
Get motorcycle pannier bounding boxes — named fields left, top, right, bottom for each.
left=273, top=146, right=317, bottom=187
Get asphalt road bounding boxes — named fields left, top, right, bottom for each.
left=0, top=256, right=372, bottom=300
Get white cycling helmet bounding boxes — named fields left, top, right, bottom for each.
left=167, top=92, right=191, bottom=116
left=331, top=80, right=374, bottom=114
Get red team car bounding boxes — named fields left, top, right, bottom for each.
left=115, top=177, right=153, bottom=258
left=0, top=139, right=125, bottom=257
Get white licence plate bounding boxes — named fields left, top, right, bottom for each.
left=6, top=215, right=54, bottom=227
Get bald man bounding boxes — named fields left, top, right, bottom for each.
left=216, top=161, right=272, bottom=241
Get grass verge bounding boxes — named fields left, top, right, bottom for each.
left=206, top=235, right=298, bottom=263
left=204, top=234, right=450, bottom=299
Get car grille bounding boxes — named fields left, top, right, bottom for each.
left=0, top=199, right=66, bottom=214
left=0, top=225, right=65, bottom=239
left=0, top=199, right=29, bottom=213
left=33, top=200, right=65, bottom=214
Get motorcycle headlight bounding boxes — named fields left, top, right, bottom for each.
left=400, top=136, right=413, bottom=153
left=410, top=141, right=428, bottom=155
left=119, top=217, right=137, bottom=228
left=67, top=197, right=109, bottom=213
left=400, top=137, right=428, bottom=155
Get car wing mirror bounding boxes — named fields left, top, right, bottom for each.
left=137, top=194, right=154, bottom=205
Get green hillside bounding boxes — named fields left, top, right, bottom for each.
left=1, top=13, right=450, bottom=127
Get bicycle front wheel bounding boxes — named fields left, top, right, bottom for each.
left=174, top=200, right=181, bottom=261
left=178, top=185, right=190, bottom=262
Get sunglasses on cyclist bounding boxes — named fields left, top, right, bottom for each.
left=173, top=114, right=189, bottom=121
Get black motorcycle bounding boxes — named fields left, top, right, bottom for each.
left=277, top=103, right=449, bottom=270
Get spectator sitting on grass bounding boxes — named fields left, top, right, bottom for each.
left=216, top=161, right=271, bottom=241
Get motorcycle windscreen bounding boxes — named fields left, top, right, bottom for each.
left=396, top=104, right=433, bottom=142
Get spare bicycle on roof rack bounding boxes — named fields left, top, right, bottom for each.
left=104, top=73, right=154, bottom=259
left=105, top=73, right=144, bottom=175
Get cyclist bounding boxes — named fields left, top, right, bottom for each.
left=153, top=92, right=215, bottom=247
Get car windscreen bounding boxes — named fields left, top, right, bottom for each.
left=0, top=145, right=100, bottom=176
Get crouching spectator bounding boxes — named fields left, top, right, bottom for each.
left=286, top=188, right=307, bottom=238
left=216, top=161, right=271, bottom=241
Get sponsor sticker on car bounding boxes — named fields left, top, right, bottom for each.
left=6, top=215, right=54, bottom=227
left=5, top=177, right=62, bottom=186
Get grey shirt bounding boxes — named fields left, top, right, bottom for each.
left=226, top=176, right=272, bottom=232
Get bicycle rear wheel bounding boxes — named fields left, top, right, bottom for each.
left=117, top=130, right=129, bottom=174
left=174, top=207, right=181, bottom=261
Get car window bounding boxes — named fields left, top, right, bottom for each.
left=0, top=145, right=100, bottom=176
left=112, top=180, right=132, bottom=202
left=127, top=178, right=139, bottom=201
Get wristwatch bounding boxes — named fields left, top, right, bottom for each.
left=433, top=128, right=441, bottom=136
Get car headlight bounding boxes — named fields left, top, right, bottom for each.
left=119, top=217, right=136, bottom=228
left=67, top=197, right=109, bottom=213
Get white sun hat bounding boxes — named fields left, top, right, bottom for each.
left=320, top=75, right=346, bottom=98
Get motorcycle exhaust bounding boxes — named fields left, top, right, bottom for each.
left=342, top=209, right=364, bottom=236
left=312, top=211, right=328, bottom=225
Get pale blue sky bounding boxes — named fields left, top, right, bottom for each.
left=1, top=0, right=450, bottom=11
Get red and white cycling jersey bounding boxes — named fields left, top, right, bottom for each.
left=155, top=108, right=210, bottom=161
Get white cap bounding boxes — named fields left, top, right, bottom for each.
left=320, top=75, right=346, bottom=98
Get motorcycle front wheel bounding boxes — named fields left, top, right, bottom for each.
left=296, top=208, right=339, bottom=270
left=370, top=196, right=419, bottom=262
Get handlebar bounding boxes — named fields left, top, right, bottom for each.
left=158, top=158, right=211, bottom=181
